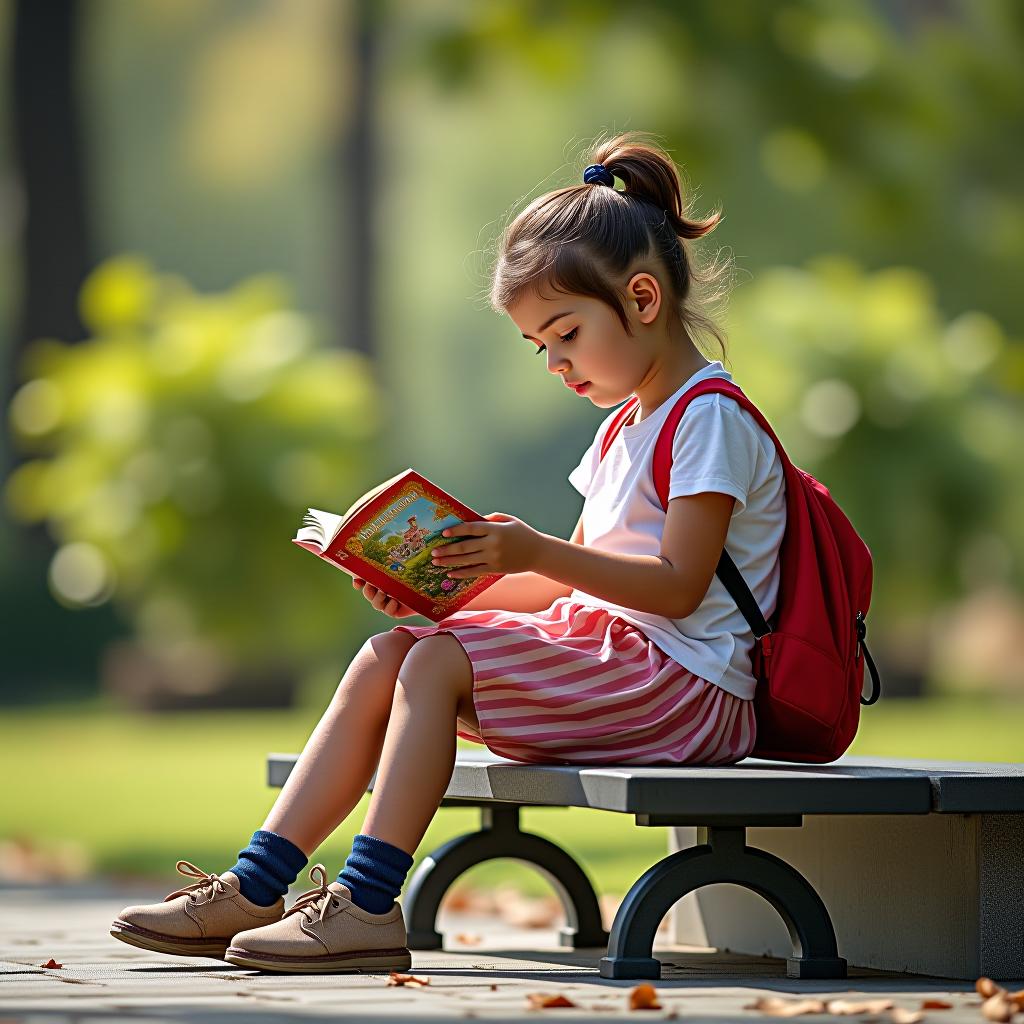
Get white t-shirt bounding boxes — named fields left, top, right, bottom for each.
left=566, top=361, right=786, bottom=701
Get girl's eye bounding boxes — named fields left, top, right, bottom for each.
left=534, top=327, right=577, bottom=356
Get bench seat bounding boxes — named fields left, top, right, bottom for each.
left=266, top=751, right=1023, bottom=980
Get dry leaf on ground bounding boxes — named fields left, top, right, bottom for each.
left=39, top=958, right=63, bottom=969
left=890, top=1009, right=924, bottom=1024
left=526, top=992, right=577, bottom=1008
left=629, top=983, right=663, bottom=1010
left=387, top=971, right=430, bottom=987
left=920, top=1001, right=953, bottom=1011
left=827, top=999, right=894, bottom=1015
left=980, top=994, right=1016, bottom=1023
left=495, top=887, right=564, bottom=929
left=743, top=996, right=828, bottom=1016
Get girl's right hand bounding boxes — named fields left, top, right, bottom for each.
left=352, top=577, right=419, bottom=619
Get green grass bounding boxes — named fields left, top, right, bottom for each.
left=2, top=695, right=1020, bottom=899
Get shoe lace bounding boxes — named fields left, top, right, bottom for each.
left=163, top=860, right=238, bottom=906
left=283, top=863, right=348, bottom=925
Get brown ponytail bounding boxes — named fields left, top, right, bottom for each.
left=489, top=131, right=733, bottom=361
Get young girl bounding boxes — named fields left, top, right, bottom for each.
left=110, top=132, right=786, bottom=974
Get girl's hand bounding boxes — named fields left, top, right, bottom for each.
left=430, top=513, right=544, bottom=578
left=352, top=577, right=418, bottom=618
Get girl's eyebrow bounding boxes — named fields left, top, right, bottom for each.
left=522, top=311, right=573, bottom=341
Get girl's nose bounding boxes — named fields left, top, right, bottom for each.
left=547, top=351, right=570, bottom=375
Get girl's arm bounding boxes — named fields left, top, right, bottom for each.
left=459, top=510, right=584, bottom=614
left=459, top=570, right=573, bottom=613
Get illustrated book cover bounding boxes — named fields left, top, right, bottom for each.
left=292, top=468, right=502, bottom=621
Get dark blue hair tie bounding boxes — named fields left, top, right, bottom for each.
left=583, top=163, right=614, bottom=187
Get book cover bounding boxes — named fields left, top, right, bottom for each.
left=292, top=468, right=502, bottom=621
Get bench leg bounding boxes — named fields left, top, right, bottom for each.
left=403, top=804, right=610, bottom=950
left=599, top=826, right=847, bottom=980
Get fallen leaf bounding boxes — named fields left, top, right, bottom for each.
left=920, top=1001, right=953, bottom=1010
left=387, top=971, right=430, bottom=987
left=890, top=1009, right=924, bottom=1024
left=490, top=983, right=498, bottom=991
left=497, top=890, right=563, bottom=928
left=526, top=993, right=577, bottom=1008
left=827, top=999, right=894, bottom=1015
left=39, top=958, right=63, bottom=969
left=980, top=993, right=1015, bottom=1023
left=454, top=932, right=482, bottom=945
left=977, top=979, right=1004, bottom=1000
left=629, top=983, right=663, bottom=1010
left=743, top=996, right=827, bottom=1017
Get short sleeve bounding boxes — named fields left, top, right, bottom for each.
left=668, top=396, right=762, bottom=515
left=567, top=435, right=599, bottom=496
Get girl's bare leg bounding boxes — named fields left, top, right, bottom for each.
left=260, top=631, right=420, bottom=855
left=360, top=634, right=476, bottom=855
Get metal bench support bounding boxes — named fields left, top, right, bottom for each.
left=403, top=804, right=609, bottom=950
left=599, top=825, right=847, bottom=980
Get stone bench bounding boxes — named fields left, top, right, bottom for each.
left=266, top=751, right=1024, bottom=981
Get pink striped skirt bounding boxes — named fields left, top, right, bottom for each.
left=392, top=597, right=756, bottom=766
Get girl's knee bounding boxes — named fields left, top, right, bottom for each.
left=360, top=630, right=419, bottom=676
left=399, top=633, right=470, bottom=680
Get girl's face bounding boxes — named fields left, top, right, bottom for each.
left=505, top=276, right=662, bottom=410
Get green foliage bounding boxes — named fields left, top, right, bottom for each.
left=724, top=256, right=1024, bottom=621
left=4, top=257, right=387, bottom=680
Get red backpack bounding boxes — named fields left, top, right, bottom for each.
left=598, top=378, right=881, bottom=764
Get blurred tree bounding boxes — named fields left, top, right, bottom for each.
left=5, top=259, right=391, bottom=709
left=399, top=0, right=1024, bottom=337
left=727, top=255, right=1024, bottom=693
left=340, top=0, right=379, bottom=362
left=10, top=0, right=90, bottom=399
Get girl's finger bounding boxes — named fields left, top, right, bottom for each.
left=434, top=545, right=484, bottom=562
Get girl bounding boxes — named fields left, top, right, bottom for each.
left=110, top=132, right=786, bottom=974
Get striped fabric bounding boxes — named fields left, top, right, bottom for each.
left=393, top=597, right=756, bottom=766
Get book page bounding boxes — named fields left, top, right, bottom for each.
left=295, top=509, right=342, bottom=550
left=337, top=468, right=413, bottom=528
left=293, top=469, right=414, bottom=549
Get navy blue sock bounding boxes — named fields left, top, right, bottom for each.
left=338, top=833, right=414, bottom=914
left=229, top=829, right=309, bottom=907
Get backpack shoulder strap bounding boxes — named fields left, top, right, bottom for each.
left=598, top=396, right=642, bottom=461
left=653, top=379, right=779, bottom=640
left=651, top=379, right=792, bottom=509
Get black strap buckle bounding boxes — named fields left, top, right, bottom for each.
left=856, top=611, right=881, bottom=705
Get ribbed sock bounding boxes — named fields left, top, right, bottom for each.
left=338, top=833, right=414, bottom=915
left=229, top=829, right=309, bottom=907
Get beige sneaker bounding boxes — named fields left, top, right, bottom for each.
left=110, top=860, right=286, bottom=960
left=224, top=863, right=411, bottom=973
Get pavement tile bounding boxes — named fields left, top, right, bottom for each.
left=0, top=880, right=1015, bottom=1024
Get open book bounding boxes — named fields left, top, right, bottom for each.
left=292, top=468, right=502, bottom=621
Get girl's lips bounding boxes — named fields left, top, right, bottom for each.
left=569, top=381, right=591, bottom=395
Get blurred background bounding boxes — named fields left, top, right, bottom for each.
left=1, top=0, right=1022, bottom=902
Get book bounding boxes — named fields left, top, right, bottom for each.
left=292, top=468, right=503, bottom=621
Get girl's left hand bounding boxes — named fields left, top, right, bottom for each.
left=430, top=513, right=544, bottom=578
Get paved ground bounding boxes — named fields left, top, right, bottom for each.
left=0, top=879, right=1015, bottom=1023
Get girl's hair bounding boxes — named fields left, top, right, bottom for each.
left=489, top=131, right=733, bottom=361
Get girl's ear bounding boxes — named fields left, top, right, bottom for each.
left=626, top=272, right=662, bottom=325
